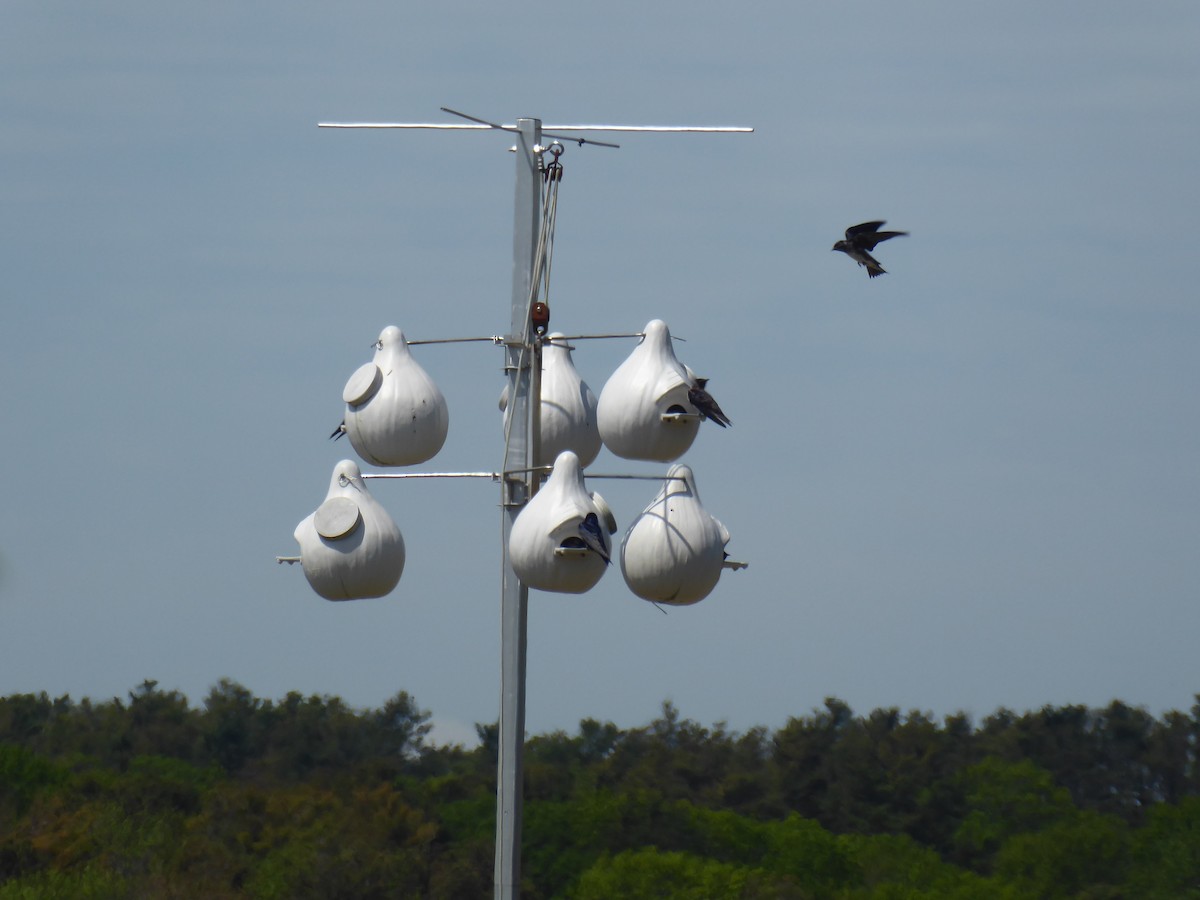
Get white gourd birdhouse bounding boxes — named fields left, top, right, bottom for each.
left=342, top=325, right=449, bottom=467
left=538, top=333, right=601, bottom=467
left=509, top=450, right=611, bottom=593
left=293, top=459, right=405, bottom=601
left=597, top=319, right=700, bottom=462
left=497, top=334, right=601, bottom=468
left=620, top=463, right=730, bottom=605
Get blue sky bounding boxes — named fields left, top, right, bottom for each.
left=3, top=2, right=1198, bottom=745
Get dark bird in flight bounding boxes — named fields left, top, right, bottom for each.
left=578, top=512, right=611, bottom=564
left=832, top=220, right=908, bottom=278
left=688, top=377, right=732, bottom=428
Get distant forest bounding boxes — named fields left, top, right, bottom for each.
left=2, top=680, right=1198, bottom=898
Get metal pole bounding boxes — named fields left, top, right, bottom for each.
left=496, top=117, right=541, bottom=900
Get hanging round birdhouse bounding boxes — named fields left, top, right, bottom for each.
left=538, top=333, right=601, bottom=467
left=597, top=319, right=700, bottom=462
left=497, top=333, right=602, bottom=468
left=509, top=450, right=612, bottom=594
left=342, top=325, right=449, bottom=467
left=620, top=463, right=730, bottom=605
left=293, top=459, right=405, bottom=601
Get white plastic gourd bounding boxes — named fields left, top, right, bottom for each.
left=293, top=459, right=405, bottom=600
left=620, top=463, right=730, bottom=605
left=509, top=450, right=611, bottom=594
left=537, top=333, right=601, bottom=467
left=341, top=325, right=449, bottom=467
left=597, top=319, right=699, bottom=462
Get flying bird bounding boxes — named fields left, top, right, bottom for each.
left=688, top=377, right=732, bottom=428
left=832, top=220, right=908, bottom=278
left=578, top=512, right=611, bottom=564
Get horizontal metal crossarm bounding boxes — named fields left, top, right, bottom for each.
left=404, top=336, right=505, bottom=346
left=320, top=123, right=615, bottom=149
left=360, top=472, right=501, bottom=480
left=547, top=331, right=645, bottom=342
left=318, top=122, right=497, bottom=129
left=318, top=122, right=753, bottom=134
left=541, top=124, right=753, bottom=133
left=362, top=331, right=673, bottom=346
left=356, top=470, right=688, bottom=482
left=318, top=108, right=753, bottom=150
left=318, top=121, right=753, bottom=134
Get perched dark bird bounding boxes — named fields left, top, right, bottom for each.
left=688, top=377, right=732, bottom=428
left=330, top=421, right=346, bottom=441
left=832, top=220, right=908, bottom=278
left=578, top=512, right=611, bottom=564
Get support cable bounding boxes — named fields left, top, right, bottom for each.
left=501, top=143, right=564, bottom=481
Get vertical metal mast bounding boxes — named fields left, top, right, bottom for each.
left=496, top=117, right=541, bottom=900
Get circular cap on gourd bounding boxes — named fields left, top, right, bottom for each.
left=313, top=496, right=362, bottom=539
left=343, top=363, right=383, bottom=406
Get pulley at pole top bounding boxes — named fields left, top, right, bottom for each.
left=541, top=141, right=565, bottom=180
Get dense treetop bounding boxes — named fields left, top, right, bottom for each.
left=2, top=681, right=1198, bottom=898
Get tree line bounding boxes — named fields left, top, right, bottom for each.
left=1, top=679, right=1198, bottom=898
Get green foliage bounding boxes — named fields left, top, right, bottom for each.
left=237, top=784, right=436, bottom=899
left=0, top=743, right=68, bottom=815
left=841, top=833, right=1013, bottom=899
left=953, top=757, right=1079, bottom=865
left=991, top=809, right=1129, bottom=898
left=572, top=848, right=789, bottom=900
left=0, top=865, right=128, bottom=900
left=0, top=682, right=1197, bottom=898
left=771, top=699, right=977, bottom=847
left=763, top=813, right=858, bottom=893
left=119, top=754, right=221, bottom=815
left=1124, top=796, right=1200, bottom=898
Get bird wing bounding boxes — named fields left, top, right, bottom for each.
left=578, top=514, right=611, bottom=562
left=845, top=220, right=887, bottom=238
left=689, top=387, right=731, bottom=427
left=856, top=230, right=908, bottom=251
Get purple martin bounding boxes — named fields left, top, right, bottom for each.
left=832, top=220, right=908, bottom=278
left=688, top=377, right=732, bottom=428
left=578, top=512, right=611, bottom=564
left=330, top=421, right=346, bottom=441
